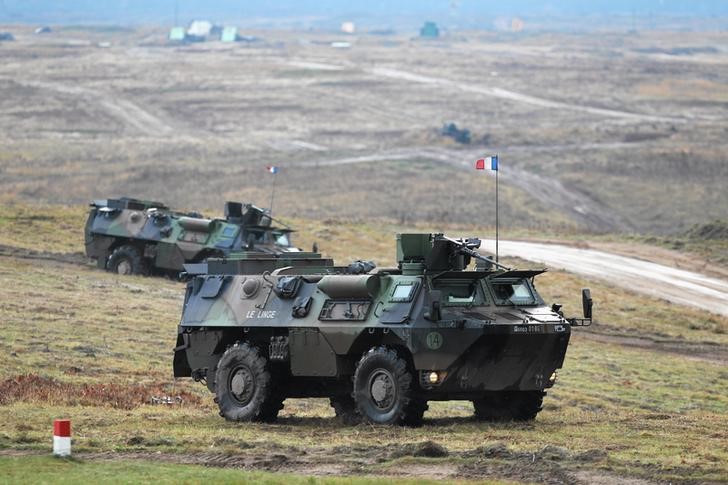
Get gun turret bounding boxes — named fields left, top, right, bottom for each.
left=396, top=233, right=510, bottom=273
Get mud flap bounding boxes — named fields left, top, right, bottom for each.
left=173, top=333, right=191, bottom=377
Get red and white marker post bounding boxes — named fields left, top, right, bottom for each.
left=53, top=419, right=71, bottom=456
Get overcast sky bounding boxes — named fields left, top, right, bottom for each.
left=1, top=0, right=726, bottom=27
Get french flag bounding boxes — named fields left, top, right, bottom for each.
left=266, top=166, right=279, bottom=174
left=475, top=156, right=498, bottom=171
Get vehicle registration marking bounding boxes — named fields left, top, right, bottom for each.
left=246, top=310, right=277, bottom=319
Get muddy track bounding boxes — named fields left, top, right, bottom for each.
left=0, top=444, right=658, bottom=484
left=578, top=330, right=727, bottom=364
left=0, top=244, right=88, bottom=266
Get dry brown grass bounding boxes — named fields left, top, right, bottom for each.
left=0, top=374, right=203, bottom=409
left=635, top=79, right=728, bottom=102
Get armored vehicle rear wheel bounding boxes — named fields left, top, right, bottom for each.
left=472, top=390, right=545, bottom=422
left=330, top=395, right=360, bottom=425
left=353, top=347, right=421, bottom=426
left=214, top=343, right=275, bottom=422
left=106, top=245, right=147, bottom=275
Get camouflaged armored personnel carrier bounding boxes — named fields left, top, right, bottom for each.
left=85, top=197, right=299, bottom=276
left=173, top=233, right=592, bottom=426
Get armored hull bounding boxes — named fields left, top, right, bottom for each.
left=173, top=233, right=591, bottom=425
left=85, top=197, right=298, bottom=275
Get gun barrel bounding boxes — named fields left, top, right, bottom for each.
left=459, top=245, right=511, bottom=271
left=439, top=235, right=511, bottom=271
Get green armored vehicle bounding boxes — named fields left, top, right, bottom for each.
left=85, top=197, right=299, bottom=276
left=173, top=233, right=592, bottom=425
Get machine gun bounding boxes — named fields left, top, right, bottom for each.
left=437, top=235, right=511, bottom=271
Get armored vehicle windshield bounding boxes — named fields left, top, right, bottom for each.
left=490, top=278, right=539, bottom=306
left=432, top=277, right=489, bottom=306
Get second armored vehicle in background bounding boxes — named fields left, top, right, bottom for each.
left=85, top=197, right=300, bottom=276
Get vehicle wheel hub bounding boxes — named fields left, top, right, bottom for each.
left=116, top=259, right=132, bottom=275
left=230, top=366, right=255, bottom=405
left=369, top=370, right=395, bottom=410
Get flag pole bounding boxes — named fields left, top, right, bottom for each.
left=495, top=158, right=499, bottom=263
left=475, top=155, right=499, bottom=264
left=269, top=170, right=277, bottom=217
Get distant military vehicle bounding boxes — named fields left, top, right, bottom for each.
left=440, top=122, right=471, bottom=144
left=173, top=233, right=592, bottom=426
left=85, top=197, right=300, bottom=276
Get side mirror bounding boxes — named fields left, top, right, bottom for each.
left=582, top=288, right=593, bottom=320
left=424, top=290, right=442, bottom=322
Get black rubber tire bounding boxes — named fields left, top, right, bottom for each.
left=472, top=390, right=545, bottom=422
left=256, top=365, right=286, bottom=423
left=214, top=342, right=274, bottom=422
left=401, top=398, right=428, bottom=427
left=352, top=346, right=418, bottom=426
left=256, top=390, right=286, bottom=423
left=330, top=395, right=361, bottom=425
left=106, top=244, right=147, bottom=275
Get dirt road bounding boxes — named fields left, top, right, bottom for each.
left=479, top=239, right=728, bottom=316
left=13, top=79, right=174, bottom=136
left=367, top=66, right=690, bottom=124
left=284, top=59, right=693, bottom=124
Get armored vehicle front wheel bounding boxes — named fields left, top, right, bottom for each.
left=472, top=390, right=545, bottom=422
left=353, top=347, right=424, bottom=426
left=106, top=245, right=147, bottom=276
left=214, top=343, right=278, bottom=422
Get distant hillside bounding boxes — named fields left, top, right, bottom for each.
left=0, top=29, right=725, bottom=235
left=686, top=220, right=728, bottom=241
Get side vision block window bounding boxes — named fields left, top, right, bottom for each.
left=222, top=226, right=238, bottom=237
left=391, top=282, right=418, bottom=302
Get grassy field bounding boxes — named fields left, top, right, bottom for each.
left=0, top=204, right=727, bottom=483
left=0, top=456, right=467, bottom=485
